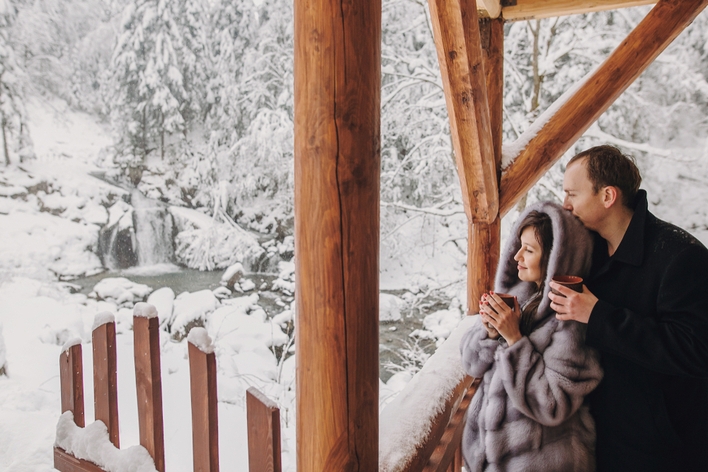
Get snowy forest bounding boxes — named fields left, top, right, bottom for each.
left=1, top=0, right=708, bottom=469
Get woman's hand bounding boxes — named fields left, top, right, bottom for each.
left=478, top=295, right=500, bottom=339
left=480, top=292, right=523, bottom=346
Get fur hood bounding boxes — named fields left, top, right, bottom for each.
left=494, top=200, right=594, bottom=326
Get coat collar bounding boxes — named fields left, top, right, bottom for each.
left=607, top=189, right=648, bottom=267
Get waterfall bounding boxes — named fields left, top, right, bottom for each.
left=131, top=191, right=174, bottom=266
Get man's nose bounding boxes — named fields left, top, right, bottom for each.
left=562, top=197, right=572, bottom=210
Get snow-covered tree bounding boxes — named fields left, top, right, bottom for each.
left=0, top=0, right=33, bottom=166
left=111, top=0, right=204, bottom=165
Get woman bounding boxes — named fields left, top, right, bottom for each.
left=460, top=201, right=602, bottom=471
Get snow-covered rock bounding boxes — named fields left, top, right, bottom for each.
left=91, top=278, right=152, bottom=306
left=272, top=261, right=295, bottom=294
left=380, top=293, right=404, bottom=322
left=220, top=262, right=244, bottom=290
left=174, top=223, right=266, bottom=272
left=0, top=210, right=103, bottom=280
left=410, top=298, right=463, bottom=346
left=146, top=287, right=175, bottom=326
left=169, top=290, right=219, bottom=339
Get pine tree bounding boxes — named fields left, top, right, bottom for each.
left=111, top=0, right=204, bottom=168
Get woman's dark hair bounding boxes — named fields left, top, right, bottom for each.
left=516, top=211, right=553, bottom=335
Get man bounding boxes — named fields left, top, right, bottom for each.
left=549, top=145, right=708, bottom=471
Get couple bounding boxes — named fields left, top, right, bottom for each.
left=461, top=145, right=708, bottom=471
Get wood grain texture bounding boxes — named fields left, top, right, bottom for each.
left=499, top=0, right=708, bottom=216
left=60, top=344, right=85, bottom=427
left=133, top=316, right=165, bottom=472
left=246, top=388, right=282, bottom=472
left=400, top=376, right=476, bottom=472
left=428, top=0, right=498, bottom=222
left=53, top=447, right=105, bottom=472
left=423, top=384, right=479, bottom=472
left=188, top=342, right=220, bottom=472
left=468, top=18, right=503, bottom=316
left=92, top=322, right=119, bottom=448
left=294, top=0, right=381, bottom=469
left=477, top=0, right=501, bottom=18
left=503, top=0, right=656, bottom=21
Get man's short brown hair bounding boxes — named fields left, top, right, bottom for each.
left=568, top=145, right=642, bottom=208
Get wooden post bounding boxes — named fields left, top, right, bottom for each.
left=134, top=315, right=165, bottom=472
left=246, top=388, right=282, bottom=472
left=92, top=320, right=119, bottom=448
left=467, top=17, right=503, bottom=315
left=188, top=341, right=219, bottom=472
left=499, top=0, right=708, bottom=216
left=59, top=343, right=85, bottom=427
left=294, top=0, right=381, bottom=468
left=427, top=0, right=498, bottom=222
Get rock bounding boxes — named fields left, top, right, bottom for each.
left=221, top=262, right=245, bottom=290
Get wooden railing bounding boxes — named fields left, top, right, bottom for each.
left=55, top=305, right=476, bottom=471
left=380, top=316, right=479, bottom=472
left=54, top=305, right=282, bottom=472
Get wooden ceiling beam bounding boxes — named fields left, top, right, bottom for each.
left=499, top=0, right=708, bottom=216
left=478, top=0, right=502, bottom=18
left=428, top=0, right=499, bottom=223
left=502, top=0, right=657, bottom=21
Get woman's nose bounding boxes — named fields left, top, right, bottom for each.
left=514, top=248, right=522, bottom=261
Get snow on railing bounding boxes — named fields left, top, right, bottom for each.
left=379, top=315, right=478, bottom=472
left=54, top=304, right=282, bottom=472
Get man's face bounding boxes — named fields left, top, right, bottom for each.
left=563, top=158, right=606, bottom=231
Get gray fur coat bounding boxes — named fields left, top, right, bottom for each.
left=460, top=201, right=603, bottom=471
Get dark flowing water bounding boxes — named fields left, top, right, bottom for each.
left=75, top=267, right=441, bottom=382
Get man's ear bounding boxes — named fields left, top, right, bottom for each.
left=601, top=186, right=619, bottom=208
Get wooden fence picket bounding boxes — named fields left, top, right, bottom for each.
left=188, top=340, right=219, bottom=472
left=246, top=387, right=282, bottom=472
left=93, top=320, right=120, bottom=447
left=133, top=315, right=166, bottom=472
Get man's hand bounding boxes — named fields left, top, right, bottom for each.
left=549, top=282, right=598, bottom=324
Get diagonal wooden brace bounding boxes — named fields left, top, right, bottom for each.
left=428, top=0, right=499, bottom=223
left=499, top=0, right=708, bottom=216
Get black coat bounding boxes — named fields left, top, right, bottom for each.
left=586, top=190, right=708, bottom=472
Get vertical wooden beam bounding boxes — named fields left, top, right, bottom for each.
left=499, top=0, right=708, bottom=216
left=60, top=343, right=85, bottom=427
left=92, top=319, right=119, bottom=448
left=427, top=0, right=498, bottom=222
left=246, top=387, right=282, bottom=472
left=294, top=0, right=380, bottom=469
left=134, top=314, right=165, bottom=472
left=188, top=341, right=219, bottom=472
left=468, top=18, right=503, bottom=315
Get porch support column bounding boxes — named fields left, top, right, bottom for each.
left=294, top=0, right=381, bottom=469
left=468, top=18, right=503, bottom=316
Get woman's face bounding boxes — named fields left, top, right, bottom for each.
left=514, top=226, right=544, bottom=286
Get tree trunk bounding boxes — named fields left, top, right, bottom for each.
left=1, top=120, right=10, bottom=166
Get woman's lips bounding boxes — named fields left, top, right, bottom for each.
left=517, top=265, right=526, bottom=270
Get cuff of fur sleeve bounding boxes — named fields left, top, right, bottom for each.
left=498, top=334, right=532, bottom=365
left=585, top=299, right=614, bottom=349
